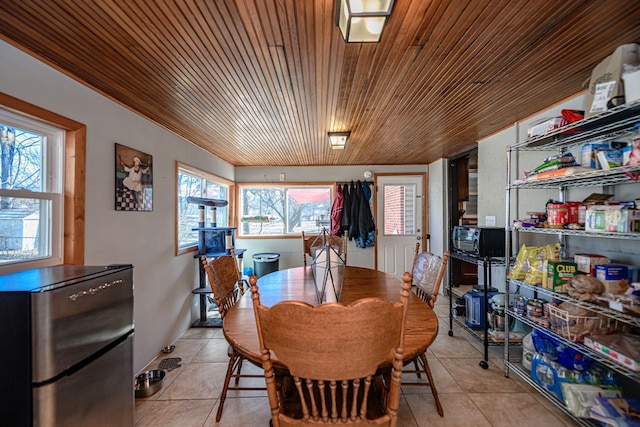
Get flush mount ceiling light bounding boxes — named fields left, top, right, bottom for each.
left=336, top=0, right=395, bottom=43
left=328, top=132, right=350, bottom=149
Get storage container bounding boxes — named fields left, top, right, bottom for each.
left=464, top=291, right=499, bottom=329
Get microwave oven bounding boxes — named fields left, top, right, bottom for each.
left=452, top=226, right=505, bottom=257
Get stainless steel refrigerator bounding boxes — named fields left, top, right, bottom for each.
left=0, top=265, right=135, bottom=426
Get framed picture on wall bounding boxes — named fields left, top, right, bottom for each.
left=115, top=143, right=153, bottom=211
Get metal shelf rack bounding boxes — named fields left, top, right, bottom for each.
left=449, top=250, right=506, bottom=369
left=504, top=101, right=640, bottom=423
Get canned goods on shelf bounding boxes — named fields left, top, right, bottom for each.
left=526, top=299, right=544, bottom=319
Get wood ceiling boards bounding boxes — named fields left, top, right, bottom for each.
left=0, top=0, right=639, bottom=166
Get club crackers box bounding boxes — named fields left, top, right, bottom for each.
left=542, top=260, right=578, bottom=293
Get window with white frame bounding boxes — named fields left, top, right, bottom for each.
left=0, top=109, right=64, bottom=269
left=176, top=163, right=232, bottom=252
left=238, top=184, right=333, bottom=236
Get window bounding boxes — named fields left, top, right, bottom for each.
left=238, top=184, right=333, bottom=237
left=176, top=162, right=233, bottom=254
left=383, top=184, right=416, bottom=235
left=0, top=109, right=65, bottom=269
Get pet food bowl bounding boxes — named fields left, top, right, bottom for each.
left=135, top=369, right=165, bottom=398
left=161, top=344, right=175, bottom=354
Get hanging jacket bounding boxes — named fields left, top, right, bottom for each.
left=356, top=181, right=376, bottom=248
left=340, top=183, right=351, bottom=236
left=348, top=181, right=360, bottom=240
left=330, top=185, right=344, bottom=236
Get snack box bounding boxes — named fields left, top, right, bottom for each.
left=595, top=149, right=624, bottom=170
left=596, top=264, right=630, bottom=294
left=574, top=253, right=609, bottom=275
left=542, top=260, right=577, bottom=293
left=584, top=335, right=640, bottom=371
left=581, top=143, right=609, bottom=168
left=585, top=205, right=640, bottom=233
left=596, top=264, right=630, bottom=281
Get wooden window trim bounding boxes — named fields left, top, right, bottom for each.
left=0, top=92, right=85, bottom=265
left=175, top=161, right=235, bottom=256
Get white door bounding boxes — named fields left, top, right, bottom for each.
left=375, top=175, right=426, bottom=280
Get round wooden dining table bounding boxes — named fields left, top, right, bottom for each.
left=223, top=266, right=439, bottom=368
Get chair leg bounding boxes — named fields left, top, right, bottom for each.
left=216, top=352, right=238, bottom=422
left=235, top=356, right=244, bottom=385
left=420, top=353, right=443, bottom=417
left=413, top=359, right=422, bottom=378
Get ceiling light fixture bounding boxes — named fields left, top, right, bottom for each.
left=328, top=132, right=350, bottom=149
left=336, top=0, right=395, bottom=43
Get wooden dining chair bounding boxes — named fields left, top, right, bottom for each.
left=401, top=243, right=449, bottom=416
left=201, top=249, right=265, bottom=422
left=301, top=230, right=347, bottom=266
left=249, top=273, right=412, bottom=426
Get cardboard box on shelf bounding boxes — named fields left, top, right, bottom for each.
left=584, top=43, right=640, bottom=118
left=584, top=335, right=640, bottom=371
left=581, top=143, right=610, bottom=168
left=574, top=254, right=609, bottom=275
left=585, top=205, right=640, bottom=233
left=596, top=264, right=630, bottom=294
left=578, top=193, right=614, bottom=224
left=595, top=149, right=624, bottom=170
left=542, top=260, right=577, bottom=293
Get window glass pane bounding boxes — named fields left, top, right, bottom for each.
left=287, top=188, right=331, bottom=233
left=1, top=124, right=44, bottom=192
left=383, top=184, right=416, bottom=235
left=0, top=197, right=51, bottom=263
left=177, top=168, right=229, bottom=248
left=239, top=185, right=332, bottom=236
left=240, top=187, right=285, bottom=236
left=0, top=111, right=63, bottom=270
left=205, top=180, right=228, bottom=227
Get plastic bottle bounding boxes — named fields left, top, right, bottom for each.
left=522, top=332, right=535, bottom=371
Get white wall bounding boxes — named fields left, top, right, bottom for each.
left=0, top=40, right=235, bottom=373
left=477, top=95, right=587, bottom=229
left=427, top=159, right=447, bottom=257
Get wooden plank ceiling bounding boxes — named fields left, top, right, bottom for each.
left=1, top=0, right=639, bottom=166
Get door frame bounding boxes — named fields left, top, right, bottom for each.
left=447, top=147, right=478, bottom=287
left=373, top=172, right=428, bottom=271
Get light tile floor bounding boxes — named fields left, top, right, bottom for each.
left=134, top=299, right=579, bottom=426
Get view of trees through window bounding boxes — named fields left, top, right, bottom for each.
left=0, top=123, right=49, bottom=262
left=239, top=186, right=332, bottom=236
left=176, top=166, right=229, bottom=249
